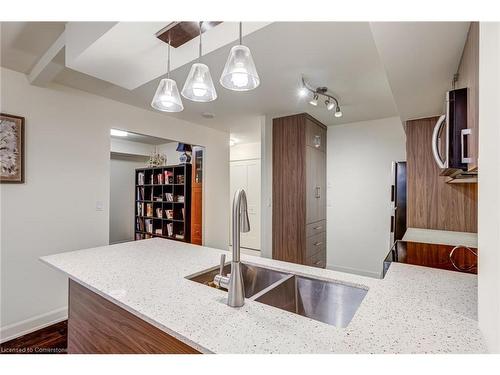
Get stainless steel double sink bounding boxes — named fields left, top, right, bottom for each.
left=187, top=262, right=367, bottom=328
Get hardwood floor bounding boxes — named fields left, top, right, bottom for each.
left=0, top=320, right=67, bottom=354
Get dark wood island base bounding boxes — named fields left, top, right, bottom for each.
left=68, top=280, right=200, bottom=354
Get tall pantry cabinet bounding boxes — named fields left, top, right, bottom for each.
left=272, top=113, right=327, bottom=268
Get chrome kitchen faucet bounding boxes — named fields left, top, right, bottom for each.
left=213, top=189, right=250, bottom=307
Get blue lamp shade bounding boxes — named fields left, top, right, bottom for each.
left=176, top=143, right=192, bottom=152
left=176, top=143, right=192, bottom=163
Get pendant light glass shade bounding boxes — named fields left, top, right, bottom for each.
left=181, top=63, right=217, bottom=102
left=220, top=45, right=260, bottom=91
left=151, top=78, right=184, bottom=112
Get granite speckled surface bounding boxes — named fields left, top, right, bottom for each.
left=40, top=238, right=486, bottom=353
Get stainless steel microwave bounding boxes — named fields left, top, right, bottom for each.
left=431, top=87, right=471, bottom=174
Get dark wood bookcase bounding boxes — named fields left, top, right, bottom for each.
left=135, top=164, right=192, bottom=242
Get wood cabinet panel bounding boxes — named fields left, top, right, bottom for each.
left=306, top=220, right=326, bottom=238
left=68, top=280, right=200, bottom=354
left=457, top=22, right=479, bottom=171
left=273, top=113, right=326, bottom=268
left=400, top=242, right=477, bottom=274
left=305, top=117, right=327, bottom=153
left=406, top=116, right=477, bottom=232
left=305, top=231, right=326, bottom=259
left=272, top=114, right=307, bottom=264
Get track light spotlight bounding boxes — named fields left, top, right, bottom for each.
left=325, top=99, right=335, bottom=111
left=334, top=106, right=343, bottom=118
left=309, top=94, right=319, bottom=106
left=298, top=87, right=308, bottom=97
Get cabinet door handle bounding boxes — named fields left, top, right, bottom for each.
left=313, top=226, right=323, bottom=230
left=315, top=186, right=320, bottom=198
left=313, top=135, right=321, bottom=148
left=314, top=242, right=323, bottom=247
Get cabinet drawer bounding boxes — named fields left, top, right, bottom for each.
left=306, top=232, right=326, bottom=258
left=305, top=119, right=327, bottom=153
left=306, top=220, right=326, bottom=238
left=305, top=251, right=326, bottom=269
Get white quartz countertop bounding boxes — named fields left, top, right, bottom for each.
left=402, top=228, right=478, bottom=248
left=40, top=238, right=485, bottom=353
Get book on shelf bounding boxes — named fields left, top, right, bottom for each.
left=137, top=172, right=145, bottom=185
left=156, top=208, right=163, bottom=218
left=137, top=202, right=145, bottom=216
left=165, top=193, right=174, bottom=202
left=146, top=203, right=153, bottom=217
left=165, top=209, right=173, bottom=219
left=166, top=223, right=173, bottom=237
left=137, top=187, right=144, bottom=200
left=145, top=219, right=153, bottom=234
left=181, top=207, right=185, bottom=220
left=136, top=217, right=145, bottom=232
left=156, top=173, right=164, bottom=184
left=164, top=170, right=173, bottom=184
left=150, top=174, right=154, bottom=184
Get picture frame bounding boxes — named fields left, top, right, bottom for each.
left=0, top=113, right=25, bottom=183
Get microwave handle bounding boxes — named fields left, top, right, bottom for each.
left=432, top=114, right=447, bottom=169
left=461, top=128, right=472, bottom=164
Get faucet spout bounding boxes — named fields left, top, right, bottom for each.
left=213, top=189, right=249, bottom=307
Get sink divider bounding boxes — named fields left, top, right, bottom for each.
left=248, top=274, right=295, bottom=301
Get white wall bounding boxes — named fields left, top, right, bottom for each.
left=157, top=141, right=182, bottom=165
left=230, top=142, right=261, bottom=161
left=110, top=137, right=155, bottom=157
left=327, top=117, right=406, bottom=278
left=478, top=22, right=500, bottom=353
left=109, top=155, right=147, bottom=244
left=0, top=67, right=230, bottom=342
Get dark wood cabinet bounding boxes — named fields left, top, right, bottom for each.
left=272, top=113, right=327, bottom=268
left=68, top=280, right=200, bottom=354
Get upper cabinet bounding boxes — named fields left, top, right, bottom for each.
left=456, top=22, right=479, bottom=172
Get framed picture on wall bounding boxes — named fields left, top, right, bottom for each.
left=0, top=113, right=25, bottom=183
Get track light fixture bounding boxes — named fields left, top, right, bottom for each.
left=299, top=77, right=342, bottom=118
left=309, top=94, right=319, bottom=106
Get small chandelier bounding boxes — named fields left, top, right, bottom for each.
left=299, top=77, right=342, bottom=118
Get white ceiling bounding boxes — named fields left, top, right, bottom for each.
left=1, top=21, right=471, bottom=143
left=370, top=22, right=470, bottom=121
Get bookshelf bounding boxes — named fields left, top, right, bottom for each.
left=135, top=164, right=192, bottom=242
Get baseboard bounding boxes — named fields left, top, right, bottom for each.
left=0, top=306, right=68, bottom=343
left=326, top=264, right=382, bottom=279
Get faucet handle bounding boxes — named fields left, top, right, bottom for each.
left=214, top=253, right=229, bottom=289
left=219, top=254, right=226, bottom=276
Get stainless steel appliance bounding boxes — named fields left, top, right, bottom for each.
left=389, top=161, right=407, bottom=249
left=432, top=88, right=473, bottom=175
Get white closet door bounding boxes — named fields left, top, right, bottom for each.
left=230, top=159, right=261, bottom=250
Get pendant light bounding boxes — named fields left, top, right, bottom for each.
left=151, top=37, right=184, bottom=112
left=220, top=22, right=260, bottom=91
left=181, top=22, right=217, bottom=102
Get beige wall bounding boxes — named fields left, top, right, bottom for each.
left=478, top=22, right=500, bottom=353
left=326, top=117, right=406, bottom=278
left=0, top=67, right=230, bottom=341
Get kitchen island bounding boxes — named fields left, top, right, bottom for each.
left=41, top=238, right=485, bottom=354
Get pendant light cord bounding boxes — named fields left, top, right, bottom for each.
left=199, top=21, right=203, bottom=60
left=167, top=37, right=171, bottom=78
left=239, top=22, right=242, bottom=45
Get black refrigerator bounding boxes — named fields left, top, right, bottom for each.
left=389, top=161, right=407, bottom=248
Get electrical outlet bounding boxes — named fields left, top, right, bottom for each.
left=96, top=201, right=104, bottom=211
